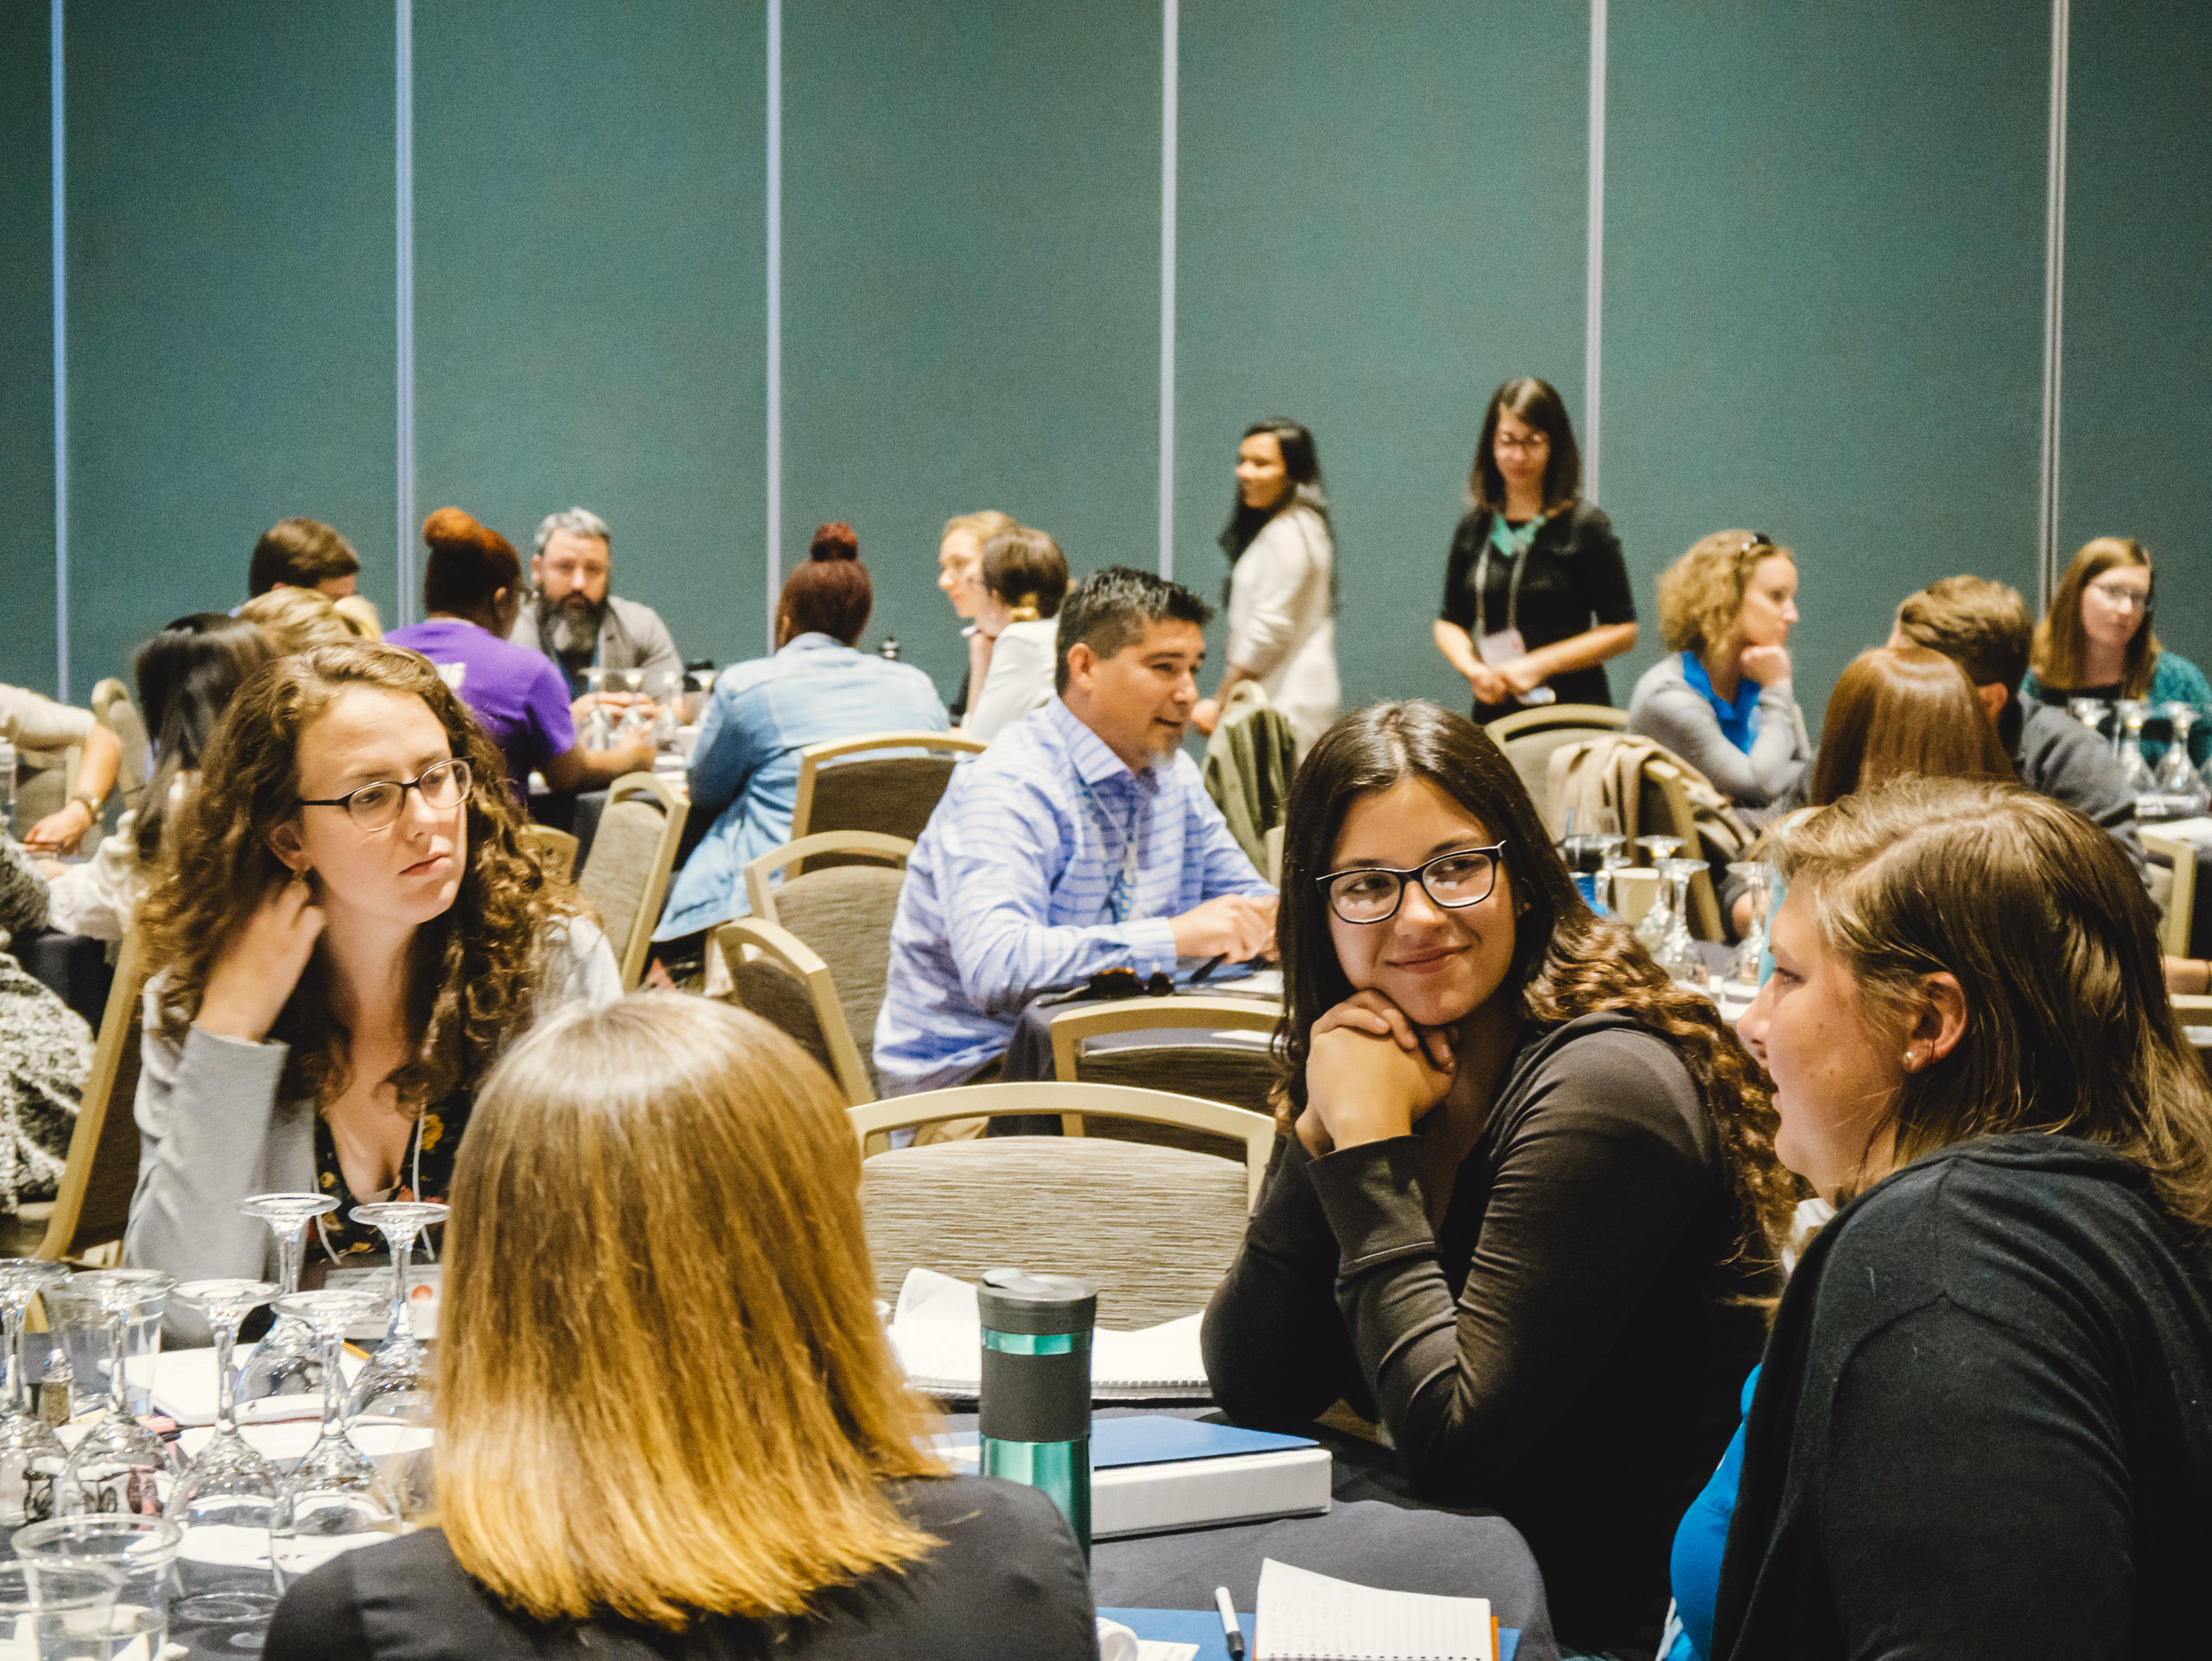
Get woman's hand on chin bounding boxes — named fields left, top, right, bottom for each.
left=1303, top=990, right=1456, bottom=1151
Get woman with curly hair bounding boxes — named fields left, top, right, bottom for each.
left=125, top=642, right=619, bottom=1299
left=1628, top=531, right=1810, bottom=808
left=1202, top=700, right=1798, bottom=1660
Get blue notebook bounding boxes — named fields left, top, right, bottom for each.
left=1103, top=1607, right=1518, bottom=1661
left=946, top=1415, right=1317, bottom=1467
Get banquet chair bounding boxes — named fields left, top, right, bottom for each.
left=741, top=832, right=910, bottom=1099
left=88, top=678, right=150, bottom=814
left=1048, top=995, right=1284, bottom=1149
left=1485, top=703, right=1627, bottom=820
left=849, top=1082, right=1273, bottom=1326
left=517, top=824, right=580, bottom=885
left=710, top=919, right=869, bottom=1104
left=575, top=772, right=688, bottom=990
left=788, top=731, right=986, bottom=843
left=2143, top=830, right=2197, bottom=957
left=3, top=931, right=147, bottom=1263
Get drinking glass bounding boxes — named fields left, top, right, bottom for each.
left=2113, top=700, right=2154, bottom=793
left=268, top=1290, right=400, bottom=1589
left=12, top=1514, right=180, bottom=1653
left=165, top=1279, right=280, bottom=1621
left=615, top=670, right=653, bottom=742
left=2154, top=705, right=2204, bottom=807
left=0, top=1561, right=123, bottom=1657
left=57, top=1272, right=180, bottom=1518
left=687, top=665, right=717, bottom=724
left=2067, top=696, right=2111, bottom=735
left=0, top=1261, right=73, bottom=1526
left=1632, top=837, right=1686, bottom=950
left=1654, top=859, right=1709, bottom=989
left=236, top=1192, right=338, bottom=1410
left=1725, top=861, right=1774, bottom=988
left=580, top=666, right=614, bottom=749
left=348, top=1201, right=448, bottom=1419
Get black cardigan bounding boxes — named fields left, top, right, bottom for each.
left=1439, top=500, right=1635, bottom=719
left=1715, top=1134, right=2212, bottom=1660
left=1202, top=1014, right=1769, bottom=1658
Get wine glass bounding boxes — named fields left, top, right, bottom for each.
left=2113, top=699, right=2153, bottom=788
left=57, top=1271, right=181, bottom=1518
left=2154, top=704, right=2204, bottom=809
left=1725, top=861, right=1774, bottom=988
left=0, top=1259, right=73, bottom=1526
left=2067, top=696, right=2111, bottom=735
left=580, top=665, right=614, bottom=749
left=615, top=670, right=653, bottom=742
left=1655, top=859, right=1710, bottom=989
left=236, top=1193, right=338, bottom=1410
left=347, top=1202, right=448, bottom=1419
left=268, top=1290, right=400, bottom=1588
left=1632, top=837, right=1687, bottom=950
left=165, top=1280, right=280, bottom=1624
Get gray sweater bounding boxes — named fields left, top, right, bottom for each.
left=124, top=919, right=620, bottom=1311
left=1626, top=653, right=1811, bottom=808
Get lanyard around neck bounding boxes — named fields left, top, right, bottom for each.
left=1075, top=774, right=1143, bottom=925
left=1473, top=511, right=1546, bottom=638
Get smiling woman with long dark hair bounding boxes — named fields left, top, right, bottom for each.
left=1202, top=700, right=1796, bottom=1658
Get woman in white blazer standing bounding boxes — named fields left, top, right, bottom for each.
left=1192, top=419, right=1340, bottom=755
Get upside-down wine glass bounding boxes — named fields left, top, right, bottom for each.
left=165, top=1278, right=280, bottom=1622
left=236, top=1193, right=338, bottom=1410
left=2067, top=696, right=2111, bottom=736
left=268, top=1289, right=399, bottom=1589
left=347, top=1201, right=449, bottom=1419
left=580, top=666, right=614, bottom=749
left=58, top=1271, right=180, bottom=1518
left=2154, top=704, right=2205, bottom=809
left=1632, top=836, right=1686, bottom=949
left=2113, top=700, right=2154, bottom=795
left=1654, top=858, right=1709, bottom=989
left=0, top=1259, right=73, bottom=1526
left=1725, top=861, right=1774, bottom=989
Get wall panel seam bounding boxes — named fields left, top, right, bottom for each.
left=50, top=0, right=68, bottom=701
left=396, top=0, right=416, bottom=627
left=1584, top=0, right=1606, bottom=504
left=2037, top=0, right=2070, bottom=608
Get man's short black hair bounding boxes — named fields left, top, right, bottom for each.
left=1053, top=566, right=1212, bottom=695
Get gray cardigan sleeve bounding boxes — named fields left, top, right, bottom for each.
left=1632, top=681, right=1809, bottom=808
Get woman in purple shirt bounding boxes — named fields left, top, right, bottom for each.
left=386, top=509, right=655, bottom=801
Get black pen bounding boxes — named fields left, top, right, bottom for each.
left=1190, top=953, right=1228, bottom=985
left=1214, top=1586, right=1245, bottom=1661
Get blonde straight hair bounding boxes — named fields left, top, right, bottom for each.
left=435, top=994, right=945, bottom=1627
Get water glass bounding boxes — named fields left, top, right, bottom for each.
left=13, top=1514, right=180, bottom=1651
left=269, top=1290, right=401, bottom=1590
left=0, top=1561, right=123, bottom=1658
left=0, top=1261, right=73, bottom=1526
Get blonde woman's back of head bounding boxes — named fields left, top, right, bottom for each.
left=241, top=585, right=381, bottom=655
left=438, top=993, right=943, bottom=1629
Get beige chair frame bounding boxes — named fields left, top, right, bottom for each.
left=518, top=824, right=580, bottom=885
left=1048, top=996, right=1283, bottom=1137
left=789, top=731, right=987, bottom=842
left=849, top=1081, right=1276, bottom=1210
left=26, top=932, right=148, bottom=1262
left=712, top=918, right=874, bottom=1105
left=1644, top=757, right=1727, bottom=940
left=584, top=772, right=689, bottom=990
left=2145, top=830, right=2198, bottom=957
left=742, top=830, right=913, bottom=927
left=1483, top=704, right=1629, bottom=742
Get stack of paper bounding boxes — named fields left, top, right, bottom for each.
left=888, top=1269, right=1209, bottom=1401
left=1253, top=1560, right=1493, bottom=1661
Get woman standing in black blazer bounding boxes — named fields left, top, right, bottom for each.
left=1433, top=378, right=1639, bottom=722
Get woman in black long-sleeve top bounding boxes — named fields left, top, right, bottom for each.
left=1202, top=702, right=1799, bottom=1659
left=1716, top=777, right=2212, bottom=1659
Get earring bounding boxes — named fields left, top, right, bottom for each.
left=1902, top=1047, right=1921, bottom=1070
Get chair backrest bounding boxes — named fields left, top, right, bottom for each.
left=789, top=732, right=987, bottom=844
left=1483, top=703, right=1629, bottom=742
left=2145, top=831, right=2199, bottom=957
left=744, top=833, right=910, bottom=1096
left=849, top=1082, right=1274, bottom=1326
left=574, top=772, right=688, bottom=989
left=712, top=918, right=872, bottom=1103
left=37, top=932, right=148, bottom=1261
left=89, top=679, right=150, bottom=814
left=1048, top=996, right=1285, bottom=1127
left=1263, top=824, right=1285, bottom=885
left=1494, top=721, right=1628, bottom=823
left=518, top=824, right=580, bottom=886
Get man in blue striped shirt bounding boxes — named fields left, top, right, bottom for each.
left=875, top=568, right=1279, bottom=1096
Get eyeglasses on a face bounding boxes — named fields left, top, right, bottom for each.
left=1494, top=433, right=1550, bottom=453
left=297, top=757, right=473, bottom=831
left=2086, top=579, right=2151, bottom=609
left=1316, top=842, right=1508, bottom=925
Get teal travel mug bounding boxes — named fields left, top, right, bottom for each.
left=976, top=1268, right=1097, bottom=1557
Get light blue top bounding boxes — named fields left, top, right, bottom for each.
left=657, top=634, right=948, bottom=939
left=1664, top=1364, right=1762, bottom=1661
left=872, top=698, right=1274, bottom=1095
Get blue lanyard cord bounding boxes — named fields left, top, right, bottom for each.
left=1076, top=777, right=1143, bottom=925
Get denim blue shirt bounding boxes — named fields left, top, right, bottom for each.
left=656, top=634, right=948, bottom=939
left=872, top=698, right=1274, bottom=1095
left=1678, top=651, right=1761, bottom=754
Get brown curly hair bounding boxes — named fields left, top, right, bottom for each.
left=139, top=642, right=579, bottom=1112
left=1276, top=701, right=1802, bottom=1270
left=1656, top=529, right=1794, bottom=657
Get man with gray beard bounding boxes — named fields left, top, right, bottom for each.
left=512, top=507, right=684, bottom=716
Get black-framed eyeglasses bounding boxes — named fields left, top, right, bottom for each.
left=297, top=757, right=473, bottom=831
left=1315, top=842, right=1508, bottom=925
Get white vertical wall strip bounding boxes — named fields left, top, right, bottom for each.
left=394, top=0, right=417, bottom=626
left=2036, top=0, right=2070, bottom=611
left=1157, top=0, right=1178, bottom=580
left=1583, top=0, right=1607, bottom=505
left=50, top=0, right=69, bottom=701
left=764, top=0, right=783, bottom=652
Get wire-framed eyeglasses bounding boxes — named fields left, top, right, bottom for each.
left=1316, top=842, right=1508, bottom=925
left=297, top=757, right=473, bottom=831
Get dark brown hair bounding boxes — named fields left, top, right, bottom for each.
left=132, top=614, right=277, bottom=864
left=1277, top=701, right=1801, bottom=1265
left=420, top=508, right=522, bottom=619
left=141, top=642, right=579, bottom=1112
left=981, top=527, right=1069, bottom=620
left=1806, top=646, right=2012, bottom=808
left=780, top=525, right=872, bottom=645
left=1775, top=777, right=2212, bottom=1229
left=2031, top=536, right=2161, bottom=698
left=1467, top=378, right=1580, bottom=516
left=248, top=518, right=359, bottom=596
left=1894, top=573, right=2032, bottom=694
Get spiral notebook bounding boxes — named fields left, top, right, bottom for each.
left=1252, top=1560, right=1494, bottom=1661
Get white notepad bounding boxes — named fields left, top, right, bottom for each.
left=887, top=1269, right=1209, bottom=1399
left=1252, top=1559, right=1493, bottom=1661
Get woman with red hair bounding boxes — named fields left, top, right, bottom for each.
left=387, top=509, right=656, bottom=799
left=657, top=525, right=948, bottom=944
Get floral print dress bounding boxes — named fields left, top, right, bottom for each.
left=310, top=1090, right=467, bottom=1262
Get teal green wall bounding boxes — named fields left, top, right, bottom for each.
left=4, top=2, right=2207, bottom=734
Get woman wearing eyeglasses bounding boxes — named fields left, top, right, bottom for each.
left=2022, top=537, right=2211, bottom=767
left=1202, top=702, right=1798, bottom=1660
left=1433, top=379, right=1638, bottom=723
left=1628, top=531, right=1810, bottom=809
left=123, top=642, right=619, bottom=1307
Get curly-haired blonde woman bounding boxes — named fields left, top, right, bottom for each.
left=125, top=642, right=618, bottom=1298
left=1202, top=701, right=1799, bottom=1659
left=1628, top=531, right=1810, bottom=807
